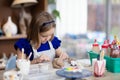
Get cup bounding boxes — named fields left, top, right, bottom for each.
left=16, top=59, right=30, bottom=75
left=92, top=58, right=106, bottom=77
left=38, top=62, right=52, bottom=72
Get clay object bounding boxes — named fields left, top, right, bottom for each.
left=110, top=40, right=120, bottom=58
left=110, top=48, right=120, bottom=58
left=2, top=16, right=17, bottom=37
left=67, top=58, right=75, bottom=64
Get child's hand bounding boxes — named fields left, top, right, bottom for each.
left=52, top=58, right=64, bottom=69
left=59, top=53, right=69, bottom=60
left=37, top=54, right=50, bottom=63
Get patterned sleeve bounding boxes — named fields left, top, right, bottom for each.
left=14, top=38, right=34, bottom=60
left=51, top=36, right=61, bottom=49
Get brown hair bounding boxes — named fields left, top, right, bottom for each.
left=27, top=11, right=56, bottom=48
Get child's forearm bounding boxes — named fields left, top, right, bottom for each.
left=55, top=48, right=69, bottom=60
left=55, top=48, right=63, bottom=57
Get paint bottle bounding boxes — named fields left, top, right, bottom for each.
left=92, top=39, right=100, bottom=53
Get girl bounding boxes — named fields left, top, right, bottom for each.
left=14, top=11, right=69, bottom=64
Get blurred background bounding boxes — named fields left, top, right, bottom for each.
left=48, top=0, right=120, bottom=59
left=0, top=0, right=120, bottom=60
left=0, top=0, right=120, bottom=70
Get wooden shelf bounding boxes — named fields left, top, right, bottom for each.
left=0, top=34, right=27, bottom=40
left=0, top=0, right=48, bottom=58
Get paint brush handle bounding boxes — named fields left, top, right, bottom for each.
left=27, top=52, right=32, bottom=60
left=100, top=50, right=104, bottom=60
left=22, top=48, right=24, bottom=59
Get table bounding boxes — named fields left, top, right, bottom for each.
left=0, top=70, right=4, bottom=79
left=81, top=66, right=120, bottom=80
left=23, top=62, right=66, bottom=80
left=1, top=59, right=120, bottom=80
left=69, top=59, right=120, bottom=80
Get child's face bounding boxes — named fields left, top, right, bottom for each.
left=39, top=28, right=55, bottom=44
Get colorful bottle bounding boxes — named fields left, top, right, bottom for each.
left=92, top=39, right=100, bottom=53
left=101, top=40, right=109, bottom=56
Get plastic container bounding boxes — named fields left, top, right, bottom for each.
left=88, top=51, right=120, bottom=73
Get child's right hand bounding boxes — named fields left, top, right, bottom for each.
left=36, top=54, right=50, bottom=63
left=31, top=54, right=50, bottom=64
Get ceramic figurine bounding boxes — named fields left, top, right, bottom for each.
left=2, top=16, right=18, bottom=37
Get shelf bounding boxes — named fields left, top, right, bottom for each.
left=0, top=0, right=47, bottom=58
left=0, top=34, right=27, bottom=40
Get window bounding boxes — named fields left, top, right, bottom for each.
left=56, top=0, right=87, bottom=37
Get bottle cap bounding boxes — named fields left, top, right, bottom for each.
left=102, top=40, right=108, bottom=48
left=93, top=39, right=99, bottom=46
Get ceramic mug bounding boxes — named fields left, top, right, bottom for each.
left=92, top=58, right=106, bottom=77
left=38, top=62, right=52, bottom=72
left=16, top=59, right=30, bottom=75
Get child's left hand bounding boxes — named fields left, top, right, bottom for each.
left=59, top=53, right=69, bottom=60
left=52, top=58, right=64, bottom=69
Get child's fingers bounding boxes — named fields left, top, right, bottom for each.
left=44, top=57, right=50, bottom=62
left=39, top=54, right=50, bottom=62
left=60, top=53, right=69, bottom=60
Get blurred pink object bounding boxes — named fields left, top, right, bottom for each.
left=92, top=59, right=106, bottom=77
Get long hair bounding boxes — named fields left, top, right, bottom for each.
left=27, top=11, right=56, bottom=48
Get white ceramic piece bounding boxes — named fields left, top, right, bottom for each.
left=3, top=16, right=18, bottom=37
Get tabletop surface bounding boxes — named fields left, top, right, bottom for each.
left=1, top=59, right=120, bottom=80
left=0, top=70, right=4, bottom=79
